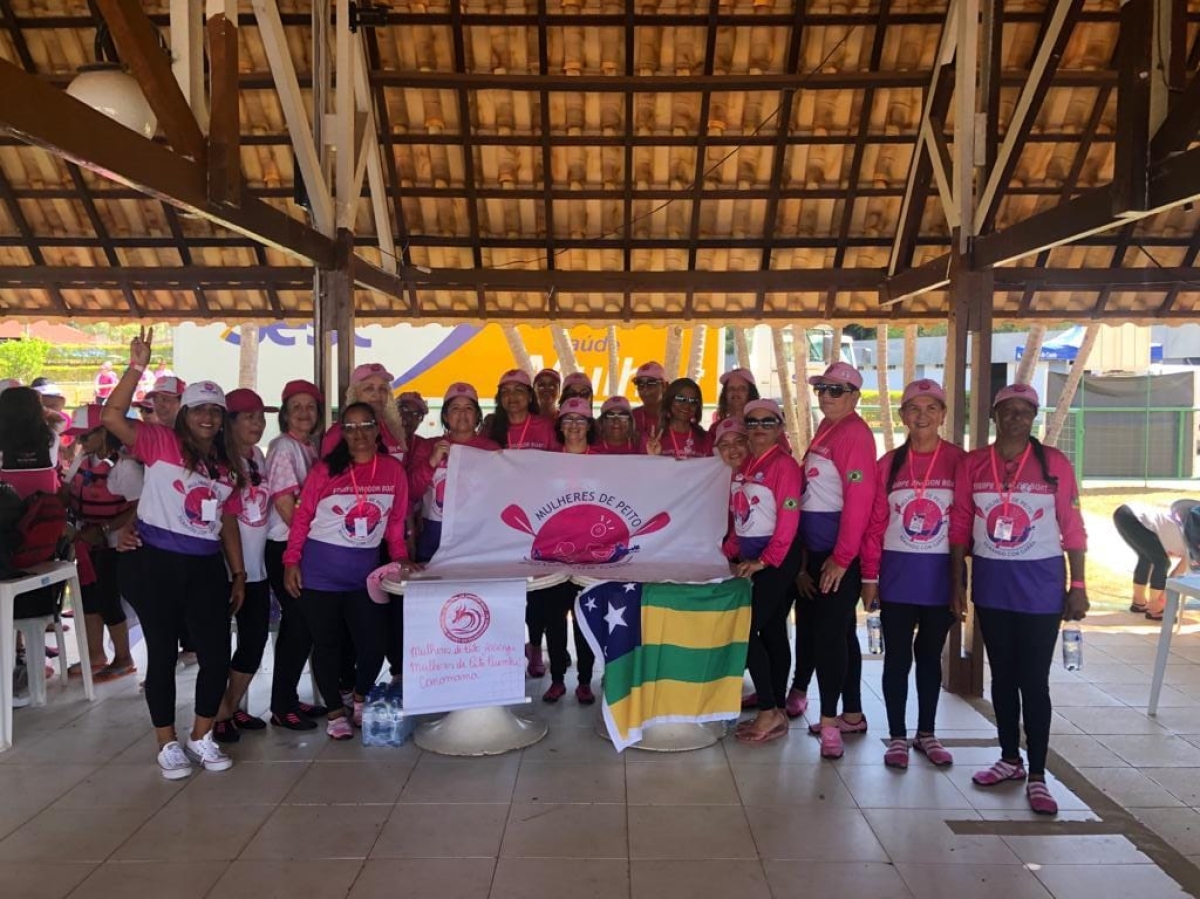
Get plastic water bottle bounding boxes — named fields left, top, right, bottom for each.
left=384, top=680, right=414, bottom=746
left=1062, top=622, right=1083, bottom=671
left=866, top=613, right=883, bottom=655
left=362, top=685, right=390, bottom=746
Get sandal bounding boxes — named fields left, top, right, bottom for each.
left=736, top=721, right=788, bottom=744
left=1129, top=603, right=1148, bottom=614
left=1145, top=610, right=1165, bottom=621
left=93, top=663, right=137, bottom=683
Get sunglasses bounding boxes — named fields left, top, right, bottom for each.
left=343, top=420, right=378, bottom=432
left=560, top=416, right=590, bottom=426
left=672, top=396, right=700, bottom=405
left=562, top=390, right=592, bottom=400
left=399, top=406, right=423, bottom=417
left=601, top=411, right=632, bottom=420
left=745, top=417, right=780, bottom=429
left=813, top=383, right=857, bottom=398
left=634, top=379, right=663, bottom=388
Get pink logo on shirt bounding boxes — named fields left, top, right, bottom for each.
left=500, top=503, right=670, bottom=564
left=895, top=497, right=946, bottom=543
left=731, top=485, right=759, bottom=527
left=239, top=485, right=270, bottom=526
left=331, top=500, right=384, bottom=542
left=977, top=504, right=1044, bottom=549
left=173, top=480, right=217, bottom=530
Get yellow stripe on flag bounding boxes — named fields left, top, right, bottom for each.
left=639, top=605, right=752, bottom=651
left=606, top=675, right=744, bottom=741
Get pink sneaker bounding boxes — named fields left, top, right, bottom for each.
left=819, top=725, right=844, bottom=759
left=526, top=643, right=546, bottom=678
left=784, top=689, right=808, bottom=719
left=542, top=682, right=567, bottom=703
left=972, top=758, right=1027, bottom=786
left=883, top=738, right=909, bottom=769
left=808, top=714, right=868, bottom=735
left=326, top=717, right=353, bottom=741
left=913, top=734, right=953, bottom=766
left=575, top=683, right=596, bottom=705
left=1026, top=780, right=1058, bottom=815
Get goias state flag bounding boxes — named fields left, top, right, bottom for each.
left=575, top=579, right=752, bottom=751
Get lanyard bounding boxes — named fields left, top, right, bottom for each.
left=989, top=443, right=1032, bottom=518
left=908, top=440, right=943, bottom=502
left=349, top=454, right=378, bottom=511
left=806, top=416, right=846, bottom=457
left=742, top=443, right=781, bottom=481
left=512, top=415, right=532, bottom=448
left=668, top=428, right=688, bottom=458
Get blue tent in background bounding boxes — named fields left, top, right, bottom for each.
left=1015, top=326, right=1163, bottom=362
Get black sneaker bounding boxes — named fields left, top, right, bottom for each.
left=296, top=701, right=327, bottom=718
left=212, top=718, right=240, bottom=744
left=231, top=710, right=267, bottom=731
left=271, top=710, right=318, bottom=731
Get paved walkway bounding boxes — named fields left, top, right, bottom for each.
left=3, top=611, right=1199, bottom=898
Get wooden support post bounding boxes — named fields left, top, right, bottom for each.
left=205, top=6, right=240, bottom=207
left=314, top=228, right=357, bottom=420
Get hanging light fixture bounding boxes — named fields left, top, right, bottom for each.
left=66, top=20, right=158, bottom=139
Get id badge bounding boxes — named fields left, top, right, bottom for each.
left=245, top=503, right=263, bottom=524
left=200, top=498, right=218, bottom=523
left=354, top=517, right=369, bottom=539
left=994, top=517, right=1014, bottom=541
left=909, top=513, right=926, bottom=533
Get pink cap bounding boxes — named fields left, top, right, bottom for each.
left=351, top=362, right=394, bottom=385
left=633, top=361, right=666, bottom=382
left=498, top=368, right=533, bottom=389
left=65, top=404, right=105, bottom=436
left=562, top=372, right=593, bottom=393
left=808, top=361, right=863, bottom=389
left=719, top=367, right=754, bottom=387
left=147, top=376, right=185, bottom=398
left=398, top=391, right=429, bottom=415
left=743, top=398, right=784, bottom=420
left=600, top=396, right=632, bottom=415
left=534, top=368, right=562, bottom=385
left=180, top=380, right=226, bottom=409
left=993, top=383, right=1040, bottom=410
left=282, top=379, right=322, bottom=405
left=0, top=378, right=21, bottom=394
left=226, top=388, right=277, bottom=416
left=557, top=397, right=594, bottom=419
left=712, top=417, right=748, bottom=444
left=901, top=378, right=946, bottom=406
left=443, top=382, right=479, bottom=404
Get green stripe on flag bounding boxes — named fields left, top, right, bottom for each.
left=603, top=642, right=749, bottom=706
left=640, top=579, right=753, bottom=614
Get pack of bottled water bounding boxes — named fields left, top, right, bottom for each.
left=361, top=680, right=415, bottom=747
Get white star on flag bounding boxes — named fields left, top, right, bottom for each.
left=604, top=603, right=628, bottom=631
left=584, top=597, right=598, bottom=612
left=623, top=583, right=637, bottom=592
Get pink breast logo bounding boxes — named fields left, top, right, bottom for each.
left=440, top=593, right=491, bottom=643
left=331, top=500, right=383, bottom=542
left=173, top=480, right=217, bottom=529
left=895, top=497, right=946, bottom=543
left=501, top=503, right=670, bottom=564
left=730, top=484, right=760, bottom=527
left=977, top=504, right=1044, bottom=549
left=240, top=485, right=270, bottom=526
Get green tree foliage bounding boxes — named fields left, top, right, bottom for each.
left=0, top=338, right=50, bottom=383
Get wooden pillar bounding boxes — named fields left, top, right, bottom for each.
left=314, top=228, right=356, bottom=421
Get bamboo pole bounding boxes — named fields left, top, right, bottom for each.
left=502, top=324, right=535, bottom=375
left=551, top=327, right=579, bottom=375
left=902, top=325, right=918, bottom=385
left=664, top=326, right=684, bottom=381
left=734, top=327, right=751, bottom=369
left=686, top=325, right=707, bottom=381
left=237, top=324, right=260, bottom=389
left=876, top=325, right=895, bottom=452
left=606, top=325, right=620, bottom=397
left=1015, top=324, right=1046, bottom=385
left=772, top=327, right=803, bottom=456
left=830, top=325, right=844, bottom=364
left=1044, top=323, right=1100, bottom=447
left=791, top=324, right=812, bottom=449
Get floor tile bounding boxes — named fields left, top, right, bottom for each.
left=68, top=860, right=223, bottom=899
left=114, top=803, right=274, bottom=861
left=49, top=763, right=186, bottom=810
left=631, top=858, right=771, bottom=899
left=1139, top=706, right=1200, bottom=735
left=490, top=857, right=629, bottom=899
left=513, top=759, right=626, bottom=804
left=1055, top=706, right=1167, bottom=735
left=863, top=808, right=1019, bottom=864
left=944, top=769, right=1089, bottom=812
left=284, top=760, right=414, bottom=805
left=1050, top=683, right=1126, bottom=707
left=1133, top=807, right=1200, bottom=856
left=763, top=860, right=913, bottom=897
left=0, top=764, right=96, bottom=807
left=1050, top=735, right=1132, bottom=768
left=1097, top=735, right=1200, bottom=767
left=171, top=761, right=309, bottom=807
left=500, top=803, right=628, bottom=859
left=519, top=724, right=629, bottom=763
left=895, top=862, right=1054, bottom=899
left=207, top=859, right=364, bottom=899
left=370, top=803, right=509, bottom=858
left=1031, top=863, right=1187, bottom=898
left=1142, top=766, right=1200, bottom=805
left=626, top=760, right=741, bottom=805
left=239, top=803, right=391, bottom=860
left=399, top=755, right=519, bottom=803
left=1001, top=834, right=1151, bottom=866
left=1074, top=767, right=1184, bottom=808
left=0, top=727, right=142, bottom=767
left=1104, top=683, right=1198, bottom=708
left=745, top=806, right=888, bottom=862
left=839, top=765, right=975, bottom=810
left=0, top=806, right=154, bottom=862
left=349, top=858, right=495, bottom=899
left=628, top=805, right=756, bottom=859
left=730, top=762, right=856, bottom=807
left=0, top=861, right=96, bottom=899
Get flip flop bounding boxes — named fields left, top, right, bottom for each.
left=735, top=721, right=788, bottom=744
left=93, top=663, right=137, bottom=683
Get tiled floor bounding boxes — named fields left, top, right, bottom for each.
left=4, top=612, right=1200, bottom=898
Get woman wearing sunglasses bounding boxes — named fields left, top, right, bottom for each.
left=559, top=371, right=595, bottom=410
left=630, top=361, right=667, bottom=437
left=283, top=402, right=415, bottom=740
left=794, top=362, right=878, bottom=760
left=859, top=380, right=965, bottom=769
left=593, top=396, right=639, bottom=454
left=644, top=377, right=712, bottom=459
left=723, top=401, right=804, bottom=744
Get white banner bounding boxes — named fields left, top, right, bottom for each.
left=401, top=578, right=528, bottom=714
left=427, top=446, right=733, bottom=582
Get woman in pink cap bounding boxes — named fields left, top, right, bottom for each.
left=724, top=401, right=804, bottom=744
left=534, top=368, right=562, bottom=419
left=644, top=378, right=712, bottom=459
left=321, top=363, right=405, bottom=462
left=409, top=382, right=501, bottom=563
left=100, top=327, right=246, bottom=780
left=593, top=396, right=639, bottom=454
left=715, top=368, right=758, bottom=423
left=487, top=369, right=557, bottom=450
left=630, top=361, right=666, bottom=436
left=951, top=383, right=1088, bottom=815
left=264, top=379, right=328, bottom=730
left=211, top=389, right=278, bottom=743
left=559, top=371, right=594, bottom=409
left=860, top=379, right=965, bottom=770
left=398, top=391, right=429, bottom=458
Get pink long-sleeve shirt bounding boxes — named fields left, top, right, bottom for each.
left=722, top=444, right=803, bottom=567
left=799, top=412, right=877, bottom=568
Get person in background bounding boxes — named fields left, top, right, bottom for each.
left=398, top=391, right=429, bottom=457
left=32, top=379, right=67, bottom=416
left=645, top=378, right=712, bottom=459
left=94, top=361, right=119, bottom=402
left=212, top=389, right=276, bottom=743
left=63, top=404, right=140, bottom=683
left=950, top=383, right=1088, bottom=816
left=321, top=363, right=406, bottom=463
left=860, top=379, right=964, bottom=770
left=593, top=396, right=639, bottom=454
left=145, top=376, right=186, bottom=429
left=715, top=368, right=759, bottom=424
left=631, top=361, right=666, bottom=437
left=559, top=371, right=594, bottom=411
left=534, top=368, right=561, bottom=419
left=134, top=400, right=160, bottom=426
left=283, top=402, right=415, bottom=739
left=794, top=362, right=877, bottom=760
left=488, top=369, right=557, bottom=449
left=265, top=380, right=327, bottom=731
left=100, top=328, right=246, bottom=780
left=1112, top=498, right=1200, bottom=619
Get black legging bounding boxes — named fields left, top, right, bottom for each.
left=976, top=605, right=1061, bottom=776
left=798, top=551, right=864, bottom=719
left=1112, top=505, right=1172, bottom=590
left=543, top=582, right=595, bottom=684
left=231, top=579, right=271, bottom=675
left=80, top=546, right=126, bottom=626
left=880, top=601, right=954, bottom=738
left=746, top=538, right=804, bottom=713
left=299, top=587, right=387, bottom=706
left=267, top=539, right=311, bottom=714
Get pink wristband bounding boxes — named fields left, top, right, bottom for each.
left=128, top=363, right=146, bottom=373
left=1070, top=580, right=1085, bottom=589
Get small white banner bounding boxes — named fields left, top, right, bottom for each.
left=401, top=578, right=528, bottom=715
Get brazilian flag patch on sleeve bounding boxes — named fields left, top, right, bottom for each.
left=847, top=470, right=864, bottom=483
left=783, top=498, right=799, bottom=510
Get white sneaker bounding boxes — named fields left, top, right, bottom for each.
left=185, top=731, right=233, bottom=772
left=157, top=741, right=194, bottom=780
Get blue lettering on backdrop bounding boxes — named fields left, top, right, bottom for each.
left=223, top=324, right=373, bottom=349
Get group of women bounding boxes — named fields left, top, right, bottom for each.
left=1, top=329, right=1089, bottom=817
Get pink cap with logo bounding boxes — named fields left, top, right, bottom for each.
left=600, top=396, right=632, bottom=415
left=743, top=398, right=784, bottom=419
left=534, top=368, right=562, bottom=385
left=562, top=372, right=593, bottom=393
left=901, top=378, right=946, bottom=406
left=633, top=361, right=666, bottom=382
left=282, top=379, right=322, bottom=405
left=808, top=361, right=863, bottom=389
left=398, top=391, right=428, bottom=415
left=351, top=362, right=394, bottom=385
left=66, top=404, right=105, bottom=436
left=557, top=397, right=594, bottom=420
left=498, top=368, right=533, bottom=389
left=992, top=382, right=1040, bottom=410
left=443, top=382, right=479, bottom=404
left=147, top=376, right=185, bottom=398
left=226, top=388, right=278, bottom=415
left=712, top=417, right=748, bottom=443
left=180, top=380, right=226, bottom=409
left=719, top=367, right=754, bottom=387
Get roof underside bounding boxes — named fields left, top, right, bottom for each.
left=0, top=0, right=1199, bottom=325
